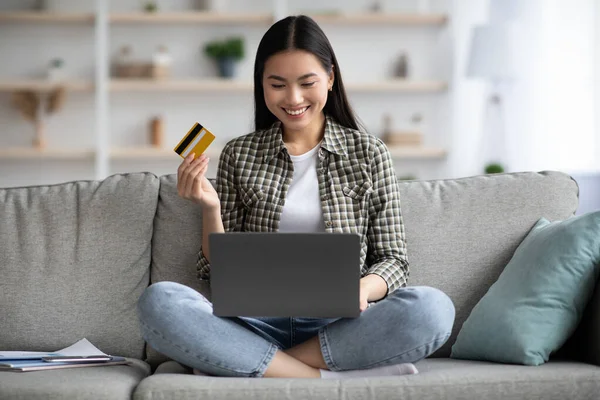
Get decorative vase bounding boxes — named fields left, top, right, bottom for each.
left=217, top=57, right=236, bottom=78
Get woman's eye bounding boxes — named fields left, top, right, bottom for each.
left=271, top=84, right=285, bottom=89
left=302, top=82, right=316, bottom=87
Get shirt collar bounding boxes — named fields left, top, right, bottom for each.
left=260, top=115, right=349, bottom=163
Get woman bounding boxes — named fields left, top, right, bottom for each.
left=137, top=15, right=455, bottom=379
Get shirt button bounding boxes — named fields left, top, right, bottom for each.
left=325, top=221, right=333, bottom=228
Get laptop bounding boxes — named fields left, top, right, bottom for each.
left=209, top=232, right=361, bottom=318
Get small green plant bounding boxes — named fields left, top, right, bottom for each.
left=398, top=175, right=417, bottom=181
left=144, top=1, right=157, bottom=12
left=204, top=37, right=244, bottom=61
left=49, top=58, right=64, bottom=68
left=484, top=163, right=505, bottom=174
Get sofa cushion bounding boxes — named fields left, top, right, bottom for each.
left=398, top=171, right=578, bottom=357
left=451, top=211, right=600, bottom=365
left=151, top=174, right=210, bottom=298
left=150, top=171, right=579, bottom=361
left=0, top=173, right=159, bottom=359
left=0, top=359, right=150, bottom=400
left=134, top=358, right=600, bottom=400
left=148, top=174, right=211, bottom=367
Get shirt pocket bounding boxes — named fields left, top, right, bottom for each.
left=239, top=186, right=265, bottom=208
left=339, top=181, right=373, bottom=232
left=238, top=186, right=267, bottom=232
left=342, top=181, right=373, bottom=201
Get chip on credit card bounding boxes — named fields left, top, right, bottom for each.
left=173, top=122, right=216, bottom=159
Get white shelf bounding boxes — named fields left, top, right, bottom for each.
left=110, top=147, right=222, bottom=160
left=310, top=13, right=448, bottom=26
left=109, top=79, right=252, bottom=92
left=348, top=80, right=448, bottom=93
left=0, top=80, right=94, bottom=93
left=0, top=148, right=95, bottom=160
left=109, top=79, right=446, bottom=93
left=0, top=12, right=94, bottom=23
left=109, top=12, right=273, bottom=24
left=387, top=146, right=447, bottom=159
left=0, top=11, right=446, bottom=26
left=109, top=146, right=444, bottom=161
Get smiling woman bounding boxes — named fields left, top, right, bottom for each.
left=137, top=14, right=455, bottom=381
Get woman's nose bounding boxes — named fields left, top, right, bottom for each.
left=285, top=86, right=303, bottom=105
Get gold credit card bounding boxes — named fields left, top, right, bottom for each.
left=173, top=122, right=216, bottom=159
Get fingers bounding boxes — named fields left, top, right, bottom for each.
left=177, top=153, right=195, bottom=195
left=360, top=299, right=368, bottom=312
left=191, top=162, right=210, bottom=198
left=177, top=153, right=194, bottom=183
left=179, top=154, right=210, bottom=199
left=189, top=156, right=210, bottom=187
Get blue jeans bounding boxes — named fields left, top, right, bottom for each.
left=137, top=281, right=455, bottom=377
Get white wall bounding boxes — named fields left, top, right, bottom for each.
left=479, top=0, right=597, bottom=175
left=446, top=0, right=488, bottom=179
left=596, top=0, right=600, bottom=169
left=1, top=0, right=597, bottom=189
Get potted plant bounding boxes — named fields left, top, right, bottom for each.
left=484, top=162, right=505, bottom=174
left=143, top=1, right=158, bottom=13
left=47, top=58, right=65, bottom=82
left=203, top=37, right=244, bottom=78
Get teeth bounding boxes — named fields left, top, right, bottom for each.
left=285, top=107, right=307, bottom=116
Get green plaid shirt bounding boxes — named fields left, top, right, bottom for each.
left=197, top=115, right=409, bottom=293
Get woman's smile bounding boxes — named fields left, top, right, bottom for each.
left=283, top=106, right=310, bottom=118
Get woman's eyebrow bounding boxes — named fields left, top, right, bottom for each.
left=266, top=73, right=318, bottom=81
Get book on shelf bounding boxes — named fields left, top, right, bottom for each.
left=0, top=338, right=131, bottom=372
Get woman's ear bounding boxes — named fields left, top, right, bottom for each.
left=328, top=65, right=335, bottom=90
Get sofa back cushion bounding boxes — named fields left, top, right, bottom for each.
left=398, top=171, right=578, bottom=357
left=0, top=173, right=159, bottom=359
left=152, top=171, right=578, bottom=361
left=147, top=174, right=210, bottom=366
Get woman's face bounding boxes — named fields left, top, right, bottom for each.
left=263, top=50, right=334, bottom=134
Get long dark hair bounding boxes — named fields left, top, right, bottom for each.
left=253, top=15, right=363, bottom=132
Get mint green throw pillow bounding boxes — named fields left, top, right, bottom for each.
left=451, top=211, right=600, bottom=365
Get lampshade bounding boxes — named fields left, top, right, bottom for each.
left=466, top=23, right=519, bottom=81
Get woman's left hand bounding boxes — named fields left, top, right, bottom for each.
left=359, top=274, right=388, bottom=312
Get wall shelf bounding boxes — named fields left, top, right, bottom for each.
left=0, top=148, right=95, bottom=160
left=109, top=146, right=445, bottom=161
left=0, top=11, right=447, bottom=26
left=109, top=79, right=252, bottom=92
left=0, top=80, right=94, bottom=93
left=0, top=12, right=94, bottom=23
left=387, top=146, right=447, bottom=159
left=108, top=78, right=447, bottom=93
left=109, top=12, right=273, bottom=24
left=110, top=147, right=222, bottom=159
left=310, top=13, right=448, bottom=26
left=348, top=80, right=448, bottom=93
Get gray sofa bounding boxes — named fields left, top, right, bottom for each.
left=1, top=170, right=599, bottom=400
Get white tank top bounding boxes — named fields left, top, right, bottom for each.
left=278, top=142, right=326, bottom=233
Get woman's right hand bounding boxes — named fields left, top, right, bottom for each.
left=177, top=153, right=220, bottom=211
